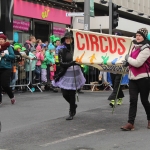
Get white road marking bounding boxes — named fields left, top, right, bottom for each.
left=40, top=129, right=105, bottom=147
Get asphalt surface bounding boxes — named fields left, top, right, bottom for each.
left=0, top=90, right=150, bottom=150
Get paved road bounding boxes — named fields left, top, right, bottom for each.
left=0, top=90, right=149, bottom=150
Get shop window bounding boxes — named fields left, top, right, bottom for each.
left=13, top=31, right=30, bottom=44
left=53, top=23, right=67, bottom=38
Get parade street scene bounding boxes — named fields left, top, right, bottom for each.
left=0, top=0, right=150, bottom=150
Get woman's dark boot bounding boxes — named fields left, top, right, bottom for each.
left=69, top=104, right=78, bottom=117
left=66, top=113, right=73, bottom=120
left=73, top=104, right=78, bottom=116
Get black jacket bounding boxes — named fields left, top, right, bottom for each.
left=54, top=44, right=75, bottom=82
left=13, top=49, right=22, bottom=63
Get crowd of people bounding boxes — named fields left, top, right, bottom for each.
left=9, top=35, right=62, bottom=93
left=0, top=27, right=150, bottom=129
left=0, top=31, right=86, bottom=120
left=9, top=34, right=90, bottom=93
left=0, top=32, right=63, bottom=104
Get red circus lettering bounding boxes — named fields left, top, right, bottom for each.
left=76, top=32, right=85, bottom=50
left=75, top=32, right=126, bottom=55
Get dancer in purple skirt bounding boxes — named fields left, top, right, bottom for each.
left=52, top=32, right=86, bottom=120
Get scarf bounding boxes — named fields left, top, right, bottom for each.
left=0, top=42, right=10, bottom=52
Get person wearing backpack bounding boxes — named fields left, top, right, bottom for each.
left=121, top=28, right=150, bottom=131
left=0, top=32, right=15, bottom=105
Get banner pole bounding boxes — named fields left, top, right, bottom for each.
left=112, top=41, right=133, bottom=114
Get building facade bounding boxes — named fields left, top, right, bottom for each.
left=13, top=0, right=80, bottom=43
left=74, top=0, right=150, bottom=36
left=0, top=0, right=81, bottom=43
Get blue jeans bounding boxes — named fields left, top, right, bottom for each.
left=35, top=66, right=41, bottom=81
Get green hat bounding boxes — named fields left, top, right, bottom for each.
left=50, top=35, right=60, bottom=43
left=54, top=37, right=60, bottom=42
left=14, top=43, right=22, bottom=50
left=21, top=47, right=26, bottom=52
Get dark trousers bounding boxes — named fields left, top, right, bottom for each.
left=128, top=78, right=150, bottom=124
left=61, top=89, right=76, bottom=113
left=55, top=65, right=61, bottom=75
left=108, top=73, right=124, bottom=100
left=35, top=66, right=41, bottom=81
left=0, top=69, right=14, bottom=102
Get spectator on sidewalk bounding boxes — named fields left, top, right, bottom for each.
left=24, top=36, right=36, bottom=55
left=11, top=43, right=22, bottom=92
left=0, top=32, right=15, bottom=105
left=41, top=49, right=48, bottom=84
left=12, top=45, right=30, bottom=92
left=25, top=47, right=37, bottom=86
left=48, top=43, right=56, bottom=81
left=45, top=43, right=55, bottom=82
left=35, top=43, right=44, bottom=82
left=51, top=35, right=61, bottom=76
left=35, top=39, right=42, bottom=48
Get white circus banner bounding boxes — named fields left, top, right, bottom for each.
left=72, top=29, right=133, bottom=74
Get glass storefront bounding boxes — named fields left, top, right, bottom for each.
left=13, top=16, right=30, bottom=44
left=13, top=0, right=71, bottom=43
left=13, top=16, right=68, bottom=44
left=53, top=23, right=67, bottom=38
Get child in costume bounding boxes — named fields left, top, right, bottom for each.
left=48, top=43, right=56, bottom=81
left=50, top=35, right=61, bottom=49
left=41, top=47, right=48, bottom=83
left=50, top=35, right=61, bottom=75
left=45, top=43, right=58, bottom=92
left=11, top=43, right=22, bottom=92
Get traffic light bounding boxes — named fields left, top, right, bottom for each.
left=112, top=3, right=119, bottom=29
